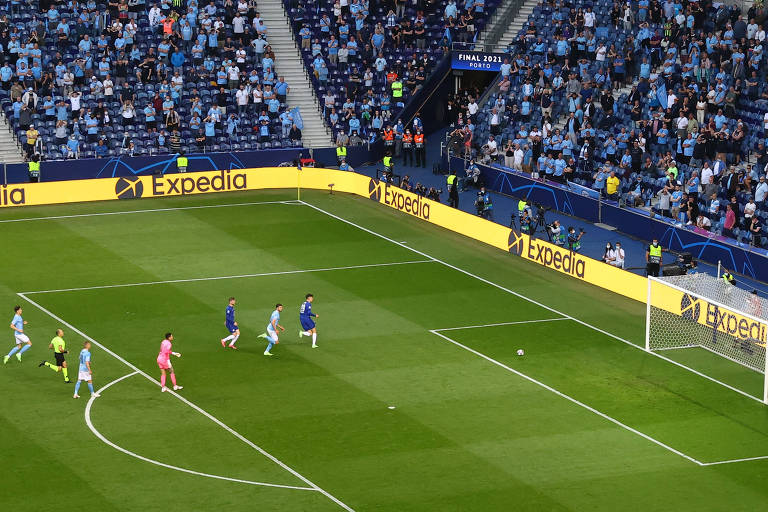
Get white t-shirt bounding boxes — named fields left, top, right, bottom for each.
left=701, top=166, right=713, bottom=185
left=236, top=89, right=249, bottom=105
left=596, top=46, right=606, bottom=62
left=69, top=94, right=81, bottom=111
left=468, top=102, right=478, bottom=115
left=612, top=248, right=625, bottom=268
left=487, top=139, right=498, bottom=155
left=584, top=12, right=595, bottom=27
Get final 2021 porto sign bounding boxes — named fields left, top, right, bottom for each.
left=451, top=51, right=507, bottom=71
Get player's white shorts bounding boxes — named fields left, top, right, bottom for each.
left=266, top=328, right=279, bottom=343
left=14, top=333, right=30, bottom=344
left=78, top=371, right=92, bottom=381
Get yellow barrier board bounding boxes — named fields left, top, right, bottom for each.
left=506, top=230, right=648, bottom=302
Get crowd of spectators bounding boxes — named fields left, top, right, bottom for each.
left=287, top=0, right=499, bottom=146
left=455, top=0, right=768, bottom=247
left=1, top=0, right=303, bottom=161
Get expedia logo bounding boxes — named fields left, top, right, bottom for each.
left=368, top=179, right=382, bottom=201
left=679, top=293, right=766, bottom=342
left=115, top=176, right=144, bottom=199
left=525, top=237, right=585, bottom=278
left=151, top=170, right=246, bottom=196
left=508, top=230, right=525, bottom=255
left=0, top=185, right=26, bottom=206
left=382, top=183, right=430, bottom=220
left=680, top=293, right=701, bottom=321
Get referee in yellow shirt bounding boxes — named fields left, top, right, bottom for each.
left=38, top=329, right=71, bottom=383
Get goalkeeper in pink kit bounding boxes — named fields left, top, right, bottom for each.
left=157, top=332, right=183, bottom=392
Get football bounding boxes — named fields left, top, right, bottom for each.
left=517, top=349, right=525, bottom=356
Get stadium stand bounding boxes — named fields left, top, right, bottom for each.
left=456, top=0, right=768, bottom=248
left=0, top=0, right=306, bottom=161
left=284, top=0, right=501, bottom=144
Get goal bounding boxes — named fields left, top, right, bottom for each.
left=645, top=273, right=768, bottom=403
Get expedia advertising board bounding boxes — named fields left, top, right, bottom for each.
left=0, top=168, right=371, bottom=208
left=507, top=231, right=648, bottom=303
left=370, top=180, right=513, bottom=252
left=649, top=280, right=767, bottom=344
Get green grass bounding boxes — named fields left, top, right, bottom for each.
left=1, top=189, right=768, bottom=511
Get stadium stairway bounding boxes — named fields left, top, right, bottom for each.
left=0, top=114, right=24, bottom=165
left=258, top=3, right=333, bottom=148
left=475, top=0, right=538, bottom=50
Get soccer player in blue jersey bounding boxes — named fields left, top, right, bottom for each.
left=298, top=293, right=319, bottom=348
left=258, top=304, right=284, bottom=356
left=73, top=341, right=100, bottom=399
left=220, top=297, right=240, bottom=349
left=4, top=306, right=32, bottom=364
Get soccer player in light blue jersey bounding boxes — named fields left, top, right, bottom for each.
left=4, top=306, right=32, bottom=364
left=299, top=293, right=319, bottom=348
left=73, top=341, right=100, bottom=399
left=220, top=297, right=240, bottom=349
left=258, top=304, right=284, bottom=356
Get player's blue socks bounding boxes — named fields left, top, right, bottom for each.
left=74, top=381, right=81, bottom=394
left=87, top=382, right=94, bottom=394
left=7, top=346, right=20, bottom=357
left=19, top=344, right=31, bottom=355
left=265, top=341, right=274, bottom=353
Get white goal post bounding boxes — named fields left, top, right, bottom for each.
left=645, top=274, right=768, bottom=404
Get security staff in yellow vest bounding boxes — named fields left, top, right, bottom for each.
left=336, top=143, right=347, bottom=164
left=722, top=271, right=735, bottom=285
left=414, top=128, right=426, bottom=168
left=28, top=154, right=40, bottom=182
left=447, top=170, right=459, bottom=208
left=176, top=150, right=188, bottom=173
left=382, top=151, right=393, bottom=173
left=391, top=80, right=403, bottom=99
left=646, top=238, right=662, bottom=277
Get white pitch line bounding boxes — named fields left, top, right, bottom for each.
left=18, top=293, right=356, bottom=512
left=429, top=329, right=705, bottom=466
left=300, top=200, right=764, bottom=405
left=0, top=200, right=300, bottom=224
left=22, top=260, right=435, bottom=295
left=433, top=318, right=569, bottom=332
left=84, top=371, right=317, bottom=491
left=701, top=455, right=768, bottom=466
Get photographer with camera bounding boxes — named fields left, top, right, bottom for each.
left=567, top=226, right=585, bottom=252
left=516, top=199, right=532, bottom=230
left=547, top=219, right=564, bottom=245
left=475, top=187, right=494, bottom=220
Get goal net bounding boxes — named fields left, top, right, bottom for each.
left=646, top=274, right=768, bottom=403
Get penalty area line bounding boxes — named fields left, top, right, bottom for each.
left=432, top=318, right=569, bottom=332
left=18, top=293, right=356, bottom=512
left=21, top=260, right=435, bottom=295
left=429, top=329, right=705, bottom=466
left=85, top=371, right=317, bottom=491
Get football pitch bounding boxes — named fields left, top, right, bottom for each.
left=2, top=188, right=768, bottom=511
